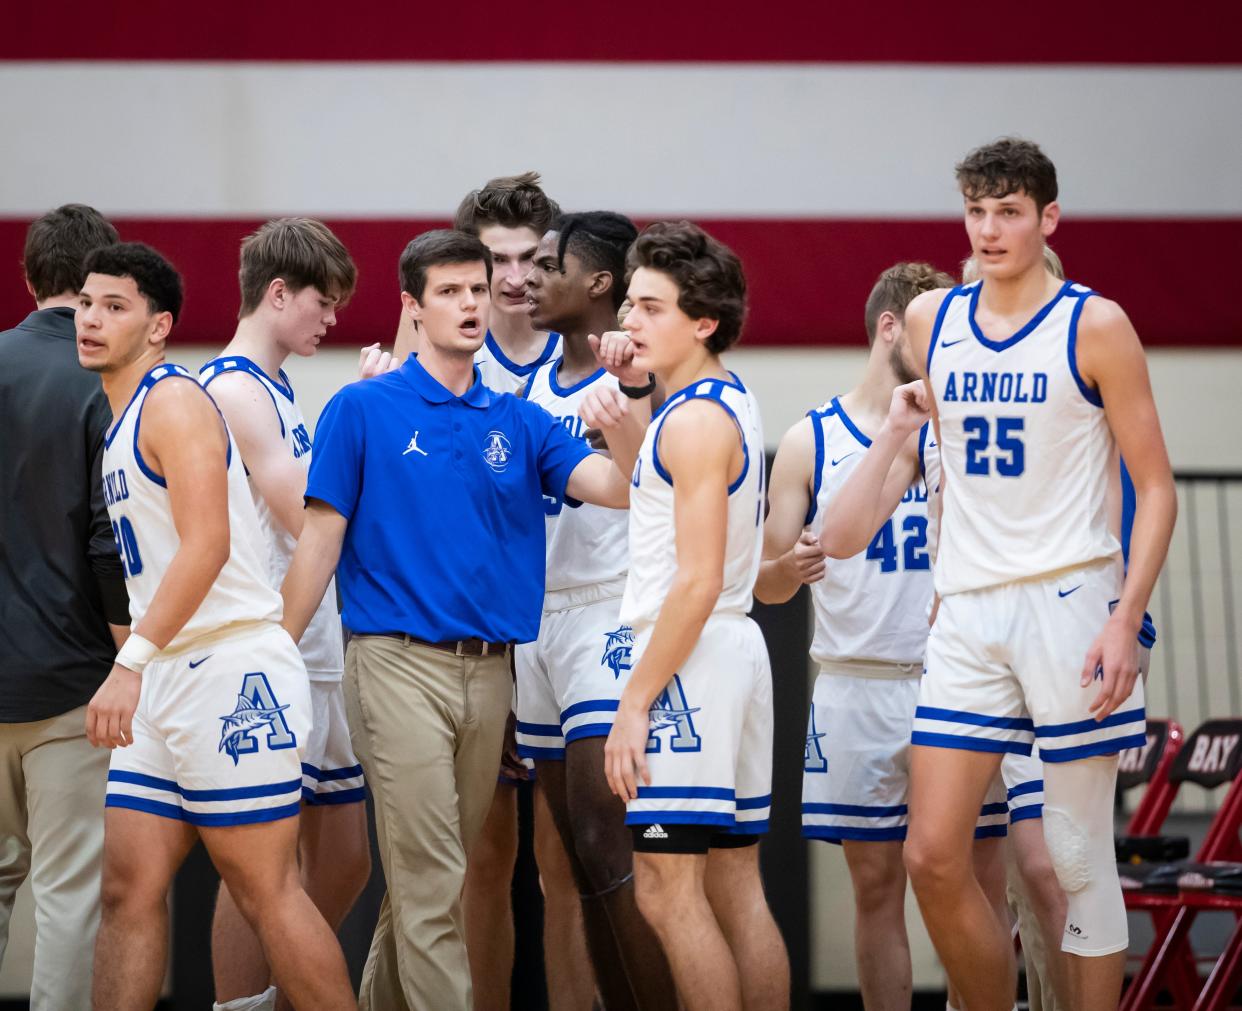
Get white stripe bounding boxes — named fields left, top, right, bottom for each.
left=1, top=63, right=1238, bottom=216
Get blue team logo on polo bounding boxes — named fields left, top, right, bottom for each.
left=218, top=672, right=297, bottom=765
left=600, top=626, right=634, bottom=680
left=646, top=674, right=701, bottom=753
left=805, top=708, right=827, bottom=774
left=483, top=430, right=513, bottom=472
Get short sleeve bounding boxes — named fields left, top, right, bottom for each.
left=305, top=389, right=365, bottom=520
left=526, top=400, right=592, bottom=501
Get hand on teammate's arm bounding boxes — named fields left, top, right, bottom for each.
left=819, top=382, right=927, bottom=559
left=605, top=404, right=733, bottom=802
left=1076, top=298, right=1177, bottom=718
left=88, top=381, right=233, bottom=749
left=280, top=501, right=347, bottom=645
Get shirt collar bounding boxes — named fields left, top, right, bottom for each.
left=17, top=306, right=77, bottom=339
left=400, top=353, right=492, bottom=409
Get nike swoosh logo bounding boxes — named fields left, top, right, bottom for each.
left=1057, top=586, right=1082, bottom=598
left=940, top=337, right=968, bottom=348
left=188, top=655, right=213, bottom=669
left=831, top=452, right=857, bottom=467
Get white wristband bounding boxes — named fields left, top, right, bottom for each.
left=115, top=634, right=159, bottom=675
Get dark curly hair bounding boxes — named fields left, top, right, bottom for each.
left=956, top=137, right=1058, bottom=213
left=83, top=242, right=184, bottom=322
left=626, top=221, right=747, bottom=354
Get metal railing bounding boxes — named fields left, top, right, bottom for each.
left=1148, top=473, right=1242, bottom=812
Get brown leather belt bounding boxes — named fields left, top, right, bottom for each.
left=374, top=632, right=510, bottom=657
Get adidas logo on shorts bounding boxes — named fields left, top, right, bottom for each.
left=643, top=824, right=669, bottom=840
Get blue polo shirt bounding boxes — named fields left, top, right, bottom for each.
left=306, top=355, right=592, bottom=643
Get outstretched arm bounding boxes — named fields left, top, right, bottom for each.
left=755, top=417, right=824, bottom=605
left=819, top=383, right=926, bottom=559
left=1076, top=297, right=1177, bottom=718
left=87, top=379, right=234, bottom=749
left=604, top=401, right=740, bottom=801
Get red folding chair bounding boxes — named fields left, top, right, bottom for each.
left=1121, top=718, right=1242, bottom=1011
left=1120, top=719, right=1185, bottom=837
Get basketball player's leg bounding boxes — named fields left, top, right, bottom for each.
left=841, top=840, right=910, bottom=1011
left=634, top=847, right=742, bottom=1011
left=532, top=783, right=597, bottom=1011
left=906, top=745, right=1014, bottom=1010
left=536, top=757, right=636, bottom=1011
left=564, top=736, right=675, bottom=1010
left=201, top=817, right=354, bottom=1010
left=703, top=838, right=789, bottom=1011
left=93, top=807, right=197, bottom=1010
left=1009, top=818, right=1069, bottom=1006
left=462, top=782, right=519, bottom=1011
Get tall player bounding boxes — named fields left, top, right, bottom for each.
left=825, top=139, right=1176, bottom=1009
left=75, top=242, right=354, bottom=1011
left=583, top=221, right=790, bottom=1011
left=755, top=262, right=1003, bottom=1011
left=517, top=211, right=677, bottom=1010
left=200, top=219, right=368, bottom=1011
left=456, top=172, right=563, bottom=392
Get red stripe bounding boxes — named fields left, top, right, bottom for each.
left=3, top=2, right=1238, bottom=63
left=0, top=217, right=1235, bottom=348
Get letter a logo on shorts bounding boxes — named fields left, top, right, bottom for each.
left=646, top=674, right=702, bottom=754
left=218, top=672, right=298, bottom=765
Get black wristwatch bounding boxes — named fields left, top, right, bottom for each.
left=619, top=373, right=656, bottom=399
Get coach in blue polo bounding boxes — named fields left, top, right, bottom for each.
left=280, top=229, right=640, bottom=1011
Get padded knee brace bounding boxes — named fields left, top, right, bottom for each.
left=1041, top=756, right=1128, bottom=956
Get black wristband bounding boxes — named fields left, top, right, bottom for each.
left=619, top=373, right=656, bottom=399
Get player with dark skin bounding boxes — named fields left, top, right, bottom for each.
left=522, top=216, right=677, bottom=1011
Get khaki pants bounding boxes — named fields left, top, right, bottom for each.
left=345, top=636, right=513, bottom=1011
left=0, top=705, right=108, bottom=1011
left=1009, top=845, right=1063, bottom=1011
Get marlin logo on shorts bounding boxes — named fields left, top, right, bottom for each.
left=218, top=672, right=297, bottom=765
left=601, top=626, right=634, bottom=679
left=646, top=674, right=702, bottom=754
left=483, top=431, right=513, bottom=472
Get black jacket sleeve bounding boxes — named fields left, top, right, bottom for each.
left=86, top=392, right=130, bottom=626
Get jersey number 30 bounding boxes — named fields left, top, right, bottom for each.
left=963, top=416, right=1025, bottom=477
left=866, top=516, right=930, bottom=573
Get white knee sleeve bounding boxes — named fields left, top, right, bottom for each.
left=213, top=986, right=277, bottom=1011
left=1041, top=756, right=1127, bottom=956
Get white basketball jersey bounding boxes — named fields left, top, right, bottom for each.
left=474, top=330, right=562, bottom=394
left=524, top=359, right=629, bottom=592
left=928, top=280, right=1120, bottom=596
left=621, top=374, right=765, bottom=630
left=918, top=424, right=943, bottom=563
left=199, top=356, right=343, bottom=679
left=101, top=364, right=282, bottom=654
left=805, top=398, right=933, bottom=666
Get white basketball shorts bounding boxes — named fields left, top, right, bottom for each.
left=802, top=668, right=1008, bottom=843
left=300, top=681, right=365, bottom=806
left=106, top=622, right=310, bottom=826
left=515, top=580, right=632, bottom=760
left=624, top=614, right=773, bottom=836
left=914, top=558, right=1146, bottom=763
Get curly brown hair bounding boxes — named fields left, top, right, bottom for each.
left=626, top=221, right=747, bottom=354
left=955, top=137, right=1058, bottom=213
